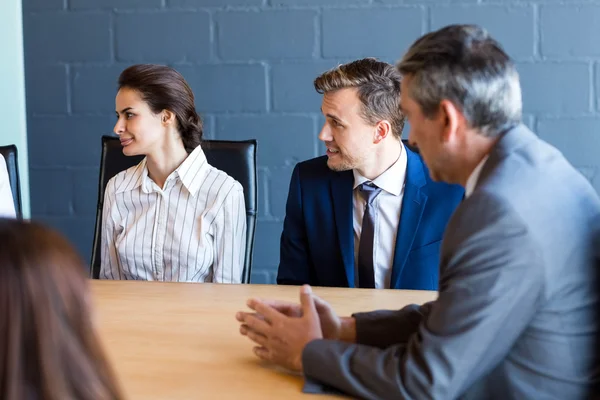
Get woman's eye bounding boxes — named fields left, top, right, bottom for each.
left=126, top=113, right=134, bottom=119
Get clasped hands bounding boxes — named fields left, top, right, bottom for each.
left=235, top=285, right=356, bottom=372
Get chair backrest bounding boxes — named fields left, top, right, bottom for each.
left=0, top=145, right=22, bottom=219
left=90, top=136, right=258, bottom=283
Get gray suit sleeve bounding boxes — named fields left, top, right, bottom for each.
left=352, top=302, right=434, bottom=349
left=302, top=194, right=544, bottom=400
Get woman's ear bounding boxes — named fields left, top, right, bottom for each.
left=161, top=110, right=176, bottom=126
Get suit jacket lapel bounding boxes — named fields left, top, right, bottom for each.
left=390, top=148, right=428, bottom=289
left=331, top=170, right=355, bottom=287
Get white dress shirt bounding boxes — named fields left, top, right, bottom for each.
left=465, top=155, right=489, bottom=198
left=100, top=145, right=246, bottom=283
left=352, top=143, right=408, bottom=289
left=0, top=154, right=16, bottom=218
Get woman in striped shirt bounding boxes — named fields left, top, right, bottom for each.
left=100, top=64, right=246, bottom=283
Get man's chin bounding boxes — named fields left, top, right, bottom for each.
left=428, top=168, right=454, bottom=184
left=428, top=167, right=447, bottom=182
left=326, top=159, right=352, bottom=172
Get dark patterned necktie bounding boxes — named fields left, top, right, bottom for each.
left=357, top=182, right=382, bottom=288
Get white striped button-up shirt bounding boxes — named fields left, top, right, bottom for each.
left=100, top=145, right=246, bottom=283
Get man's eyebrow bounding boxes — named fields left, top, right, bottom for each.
left=325, top=113, right=343, bottom=122
left=321, top=108, right=343, bottom=123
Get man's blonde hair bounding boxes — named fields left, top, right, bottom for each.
left=314, top=58, right=405, bottom=139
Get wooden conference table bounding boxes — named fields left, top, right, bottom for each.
left=91, top=281, right=437, bottom=399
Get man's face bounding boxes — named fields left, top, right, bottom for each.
left=401, top=77, right=452, bottom=182
left=318, top=88, right=378, bottom=172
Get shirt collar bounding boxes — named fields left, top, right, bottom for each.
left=114, top=158, right=146, bottom=194
left=114, top=146, right=208, bottom=196
left=176, top=145, right=208, bottom=196
left=352, top=141, right=407, bottom=196
left=465, top=155, right=489, bottom=198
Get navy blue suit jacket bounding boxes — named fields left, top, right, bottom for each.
left=277, top=146, right=464, bottom=290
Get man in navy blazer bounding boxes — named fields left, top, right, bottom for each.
left=277, top=59, right=463, bottom=290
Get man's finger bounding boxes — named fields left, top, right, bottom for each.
left=247, top=298, right=284, bottom=322
left=253, top=346, right=271, bottom=362
left=312, top=294, right=329, bottom=310
left=299, top=285, right=318, bottom=317
left=260, top=300, right=302, bottom=317
left=312, top=294, right=337, bottom=320
left=240, top=324, right=252, bottom=336
left=237, top=311, right=266, bottom=323
left=243, top=313, right=272, bottom=335
left=246, top=328, right=269, bottom=347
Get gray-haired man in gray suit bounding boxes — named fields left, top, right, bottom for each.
left=236, top=24, right=600, bottom=399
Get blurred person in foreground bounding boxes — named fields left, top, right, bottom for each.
left=0, top=218, right=123, bottom=400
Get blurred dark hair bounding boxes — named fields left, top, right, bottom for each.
left=0, top=218, right=123, bottom=400
left=118, top=64, right=203, bottom=152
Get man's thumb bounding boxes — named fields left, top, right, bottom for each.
left=300, top=285, right=317, bottom=315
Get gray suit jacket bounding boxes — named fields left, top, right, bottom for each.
left=302, top=125, right=600, bottom=399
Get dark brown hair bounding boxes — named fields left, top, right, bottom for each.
left=314, top=58, right=405, bottom=139
left=118, top=64, right=203, bottom=152
left=0, top=218, right=123, bottom=400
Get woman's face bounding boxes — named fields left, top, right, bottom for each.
left=113, top=87, right=166, bottom=157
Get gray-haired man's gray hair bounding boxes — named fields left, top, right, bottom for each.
left=397, top=24, right=522, bottom=138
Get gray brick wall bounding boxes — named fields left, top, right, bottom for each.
left=23, top=0, right=600, bottom=283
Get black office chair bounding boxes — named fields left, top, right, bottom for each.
left=90, top=135, right=257, bottom=283
left=0, top=145, right=23, bottom=219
